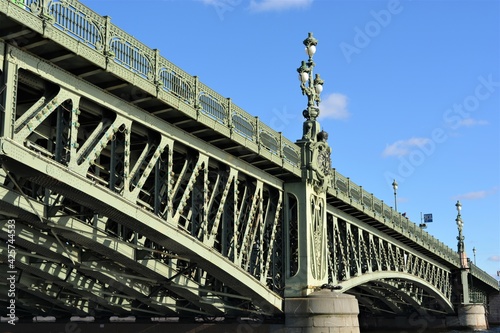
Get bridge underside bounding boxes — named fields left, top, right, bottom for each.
left=346, top=278, right=454, bottom=318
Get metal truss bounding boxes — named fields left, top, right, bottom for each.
left=0, top=42, right=285, bottom=318
left=326, top=208, right=455, bottom=316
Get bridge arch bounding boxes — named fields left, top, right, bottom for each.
left=340, top=271, right=455, bottom=315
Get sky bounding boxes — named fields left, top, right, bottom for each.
left=79, top=0, right=500, bottom=281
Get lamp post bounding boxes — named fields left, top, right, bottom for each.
left=297, top=32, right=324, bottom=125
left=287, top=32, right=333, bottom=295
left=392, top=179, right=398, bottom=212
left=455, top=200, right=471, bottom=304
left=473, top=247, right=476, bottom=265
left=456, top=200, right=465, bottom=254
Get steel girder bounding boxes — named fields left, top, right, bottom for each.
left=326, top=206, right=455, bottom=316
left=0, top=42, right=285, bottom=318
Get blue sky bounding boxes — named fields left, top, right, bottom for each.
left=80, top=0, right=500, bottom=280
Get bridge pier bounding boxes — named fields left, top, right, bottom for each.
left=457, top=303, right=488, bottom=330
left=284, top=290, right=360, bottom=333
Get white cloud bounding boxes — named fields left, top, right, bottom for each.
left=249, top=0, right=313, bottom=12
left=199, top=0, right=218, bottom=4
left=455, top=118, right=489, bottom=128
left=319, top=93, right=350, bottom=120
left=455, top=187, right=498, bottom=200
left=457, top=190, right=489, bottom=200
left=488, top=255, right=500, bottom=262
left=382, top=137, right=432, bottom=157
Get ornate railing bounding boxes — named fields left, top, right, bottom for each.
left=0, top=0, right=301, bottom=169
left=468, top=291, right=487, bottom=304
left=330, top=169, right=499, bottom=291
left=469, top=263, right=499, bottom=291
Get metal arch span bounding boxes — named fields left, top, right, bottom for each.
left=0, top=173, right=282, bottom=316
left=326, top=208, right=456, bottom=316
left=339, top=271, right=455, bottom=315
left=0, top=139, right=284, bottom=315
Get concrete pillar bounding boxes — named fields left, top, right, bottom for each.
left=458, top=303, right=488, bottom=330
left=285, top=290, right=359, bottom=333
left=488, top=292, right=500, bottom=325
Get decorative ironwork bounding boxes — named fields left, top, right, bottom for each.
left=49, top=1, right=104, bottom=50
left=260, top=130, right=279, bottom=155
left=109, top=37, right=153, bottom=80
left=327, top=213, right=455, bottom=314
left=159, top=68, right=193, bottom=104
left=287, top=193, right=299, bottom=278
left=1, top=0, right=301, bottom=168
left=232, top=113, right=254, bottom=140
left=199, top=92, right=226, bottom=124
left=310, top=195, right=326, bottom=279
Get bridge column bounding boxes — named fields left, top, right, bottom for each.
left=284, top=180, right=328, bottom=296
left=283, top=33, right=359, bottom=332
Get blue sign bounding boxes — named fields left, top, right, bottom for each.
left=423, top=213, right=433, bottom=223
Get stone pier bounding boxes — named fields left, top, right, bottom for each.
left=458, top=303, right=488, bottom=330
left=285, top=290, right=360, bottom=333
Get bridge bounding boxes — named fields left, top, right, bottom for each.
left=0, top=1, right=498, bottom=332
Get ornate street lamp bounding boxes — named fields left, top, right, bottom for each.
left=455, top=200, right=471, bottom=303
left=473, top=247, right=476, bottom=265
left=392, top=179, right=398, bottom=212
left=298, top=32, right=324, bottom=122
left=456, top=200, right=465, bottom=254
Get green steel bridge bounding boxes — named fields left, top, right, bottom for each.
left=0, top=0, right=498, bottom=328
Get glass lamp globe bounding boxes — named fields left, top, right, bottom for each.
left=305, top=45, right=316, bottom=58
left=298, top=72, right=309, bottom=83
left=314, top=82, right=323, bottom=94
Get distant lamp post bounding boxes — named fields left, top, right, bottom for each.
left=455, top=200, right=471, bottom=303
left=473, top=247, right=476, bottom=265
left=455, top=200, right=465, bottom=254
left=392, top=179, right=398, bottom=212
